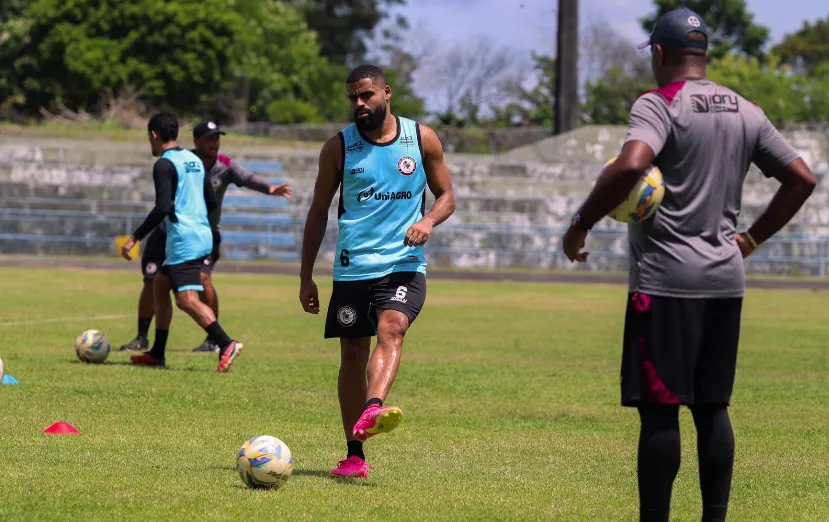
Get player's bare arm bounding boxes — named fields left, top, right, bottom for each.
left=562, top=141, right=655, bottom=262
left=299, top=135, right=343, bottom=314
left=404, top=124, right=456, bottom=247
left=738, top=159, right=816, bottom=258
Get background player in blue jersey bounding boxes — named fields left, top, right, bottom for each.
left=299, top=65, right=456, bottom=479
left=120, top=113, right=243, bottom=372
left=119, top=121, right=292, bottom=354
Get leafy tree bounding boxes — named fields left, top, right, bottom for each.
left=284, top=0, right=405, bottom=65
left=583, top=67, right=654, bottom=125
left=771, top=17, right=829, bottom=75
left=4, top=0, right=239, bottom=115
left=707, top=53, right=806, bottom=126
left=491, top=53, right=555, bottom=127
left=640, top=0, right=770, bottom=59
left=226, top=0, right=345, bottom=123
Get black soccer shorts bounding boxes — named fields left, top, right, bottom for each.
left=201, top=228, right=221, bottom=276
left=159, top=258, right=208, bottom=294
left=140, top=228, right=167, bottom=283
left=620, top=291, right=743, bottom=407
left=324, top=272, right=427, bottom=339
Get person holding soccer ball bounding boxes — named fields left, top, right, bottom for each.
left=562, top=9, right=816, bottom=522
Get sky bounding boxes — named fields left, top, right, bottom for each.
left=392, top=0, right=823, bottom=110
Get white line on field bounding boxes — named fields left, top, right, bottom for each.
left=0, top=314, right=130, bottom=327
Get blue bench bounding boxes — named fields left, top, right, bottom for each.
left=222, top=195, right=290, bottom=210
left=237, top=160, right=283, bottom=174
left=220, top=230, right=295, bottom=247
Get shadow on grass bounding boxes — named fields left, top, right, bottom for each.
left=293, top=468, right=375, bottom=487
left=69, top=359, right=207, bottom=372
left=213, top=466, right=372, bottom=487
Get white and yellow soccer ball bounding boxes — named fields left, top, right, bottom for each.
left=603, top=156, right=665, bottom=224
left=74, top=329, right=111, bottom=363
left=237, top=435, right=294, bottom=490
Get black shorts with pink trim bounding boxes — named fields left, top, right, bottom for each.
left=620, top=292, right=743, bottom=407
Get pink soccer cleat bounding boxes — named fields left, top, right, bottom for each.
left=352, top=404, right=404, bottom=442
left=330, top=456, right=374, bottom=479
left=216, top=341, right=243, bottom=373
left=130, top=353, right=165, bottom=367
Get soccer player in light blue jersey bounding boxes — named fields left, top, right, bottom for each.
left=121, top=113, right=243, bottom=372
left=300, top=65, right=456, bottom=479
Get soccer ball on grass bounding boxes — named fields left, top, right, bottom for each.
left=237, top=435, right=293, bottom=490
left=604, top=156, right=665, bottom=224
left=74, top=329, right=111, bottom=363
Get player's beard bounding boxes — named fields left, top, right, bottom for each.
left=354, top=103, right=387, bottom=131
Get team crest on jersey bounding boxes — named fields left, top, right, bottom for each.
left=397, top=156, right=416, bottom=176
left=337, top=306, right=357, bottom=327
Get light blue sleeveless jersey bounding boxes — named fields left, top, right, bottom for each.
left=163, top=149, right=212, bottom=265
left=333, top=116, right=428, bottom=281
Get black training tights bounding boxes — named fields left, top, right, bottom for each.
left=637, top=405, right=735, bottom=522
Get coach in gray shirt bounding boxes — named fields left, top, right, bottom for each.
left=562, top=8, right=816, bottom=522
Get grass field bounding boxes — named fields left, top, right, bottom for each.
left=0, top=121, right=323, bottom=149
left=0, top=267, right=827, bottom=521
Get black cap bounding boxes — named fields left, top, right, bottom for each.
left=193, top=121, right=226, bottom=139
left=638, top=8, right=709, bottom=51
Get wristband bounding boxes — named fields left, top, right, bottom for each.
left=744, top=231, right=758, bottom=249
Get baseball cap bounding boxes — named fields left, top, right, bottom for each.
left=193, top=121, right=226, bottom=138
left=638, top=8, right=709, bottom=50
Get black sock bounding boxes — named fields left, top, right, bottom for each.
left=205, top=321, right=232, bottom=348
left=365, top=398, right=383, bottom=409
left=149, top=329, right=169, bottom=360
left=691, top=406, right=734, bottom=522
left=637, top=405, right=681, bottom=522
left=138, top=317, right=152, bottom=339
left=347, top=440, right=365, bottom=460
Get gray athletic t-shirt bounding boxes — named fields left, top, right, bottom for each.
left=624, top=78, right=800, bottom=298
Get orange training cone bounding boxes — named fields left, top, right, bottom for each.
left=43, top=422, right=81, bottom=435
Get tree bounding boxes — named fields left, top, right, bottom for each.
left=640, top=0, right=770, bottom=60
left=0, top=0, right=35, bottom=108
left=581, top=19, right=654, bottom=125
left=423, top=36, right=520, bottom=125
left=491, top=53, right=555, bottom=127
left=771, top=17, right=829, bottom=75
left=4, top=0, right=240, bottom=116
left=707, top=54, right=806, bottom=126
left=584, top=68, right=654, bottom=125
left=284, top=0, right=405, bottom=65
left=224, top=0, right=345, bottom=124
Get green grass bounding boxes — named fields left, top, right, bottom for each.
left=0, top=122, right=322, bottom=149
left=0, top=267, right=827, bottom=521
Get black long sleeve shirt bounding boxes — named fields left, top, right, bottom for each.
left=132, top=155, right=217, bottom=241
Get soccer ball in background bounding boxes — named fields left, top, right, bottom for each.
left=74, top=329, right=111, bottom=364
left=237, top=435, right=294, bottom=490
left=0, top=356, right=4, bottom=382
left=603, top=156, right=665, bottom=224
